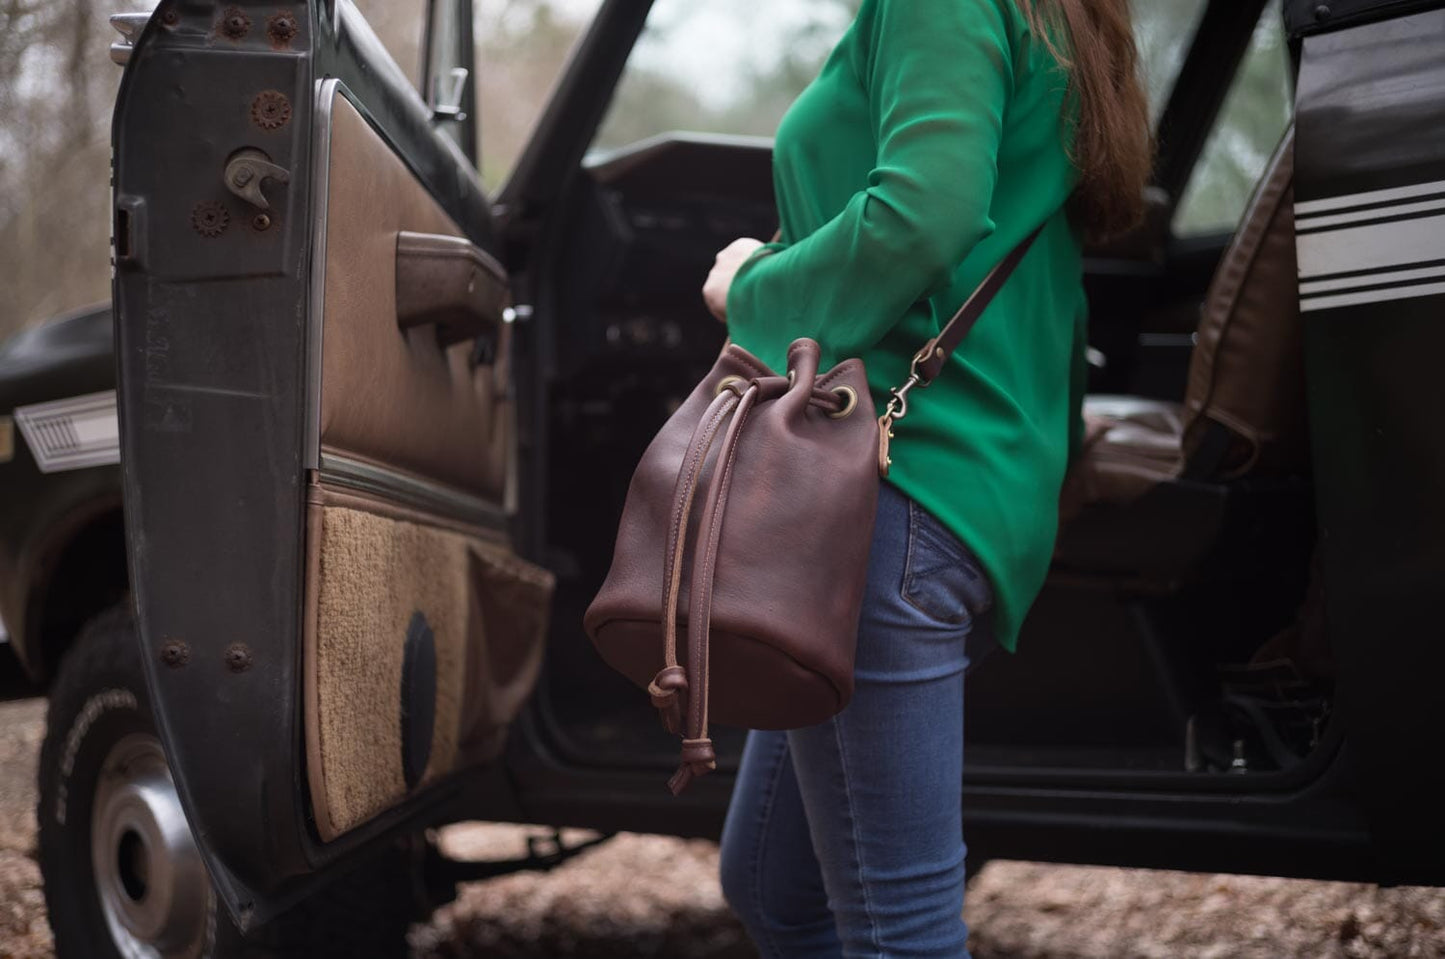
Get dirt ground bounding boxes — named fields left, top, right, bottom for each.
left=3, top=696, right=1444, bottom=959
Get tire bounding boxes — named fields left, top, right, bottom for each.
left=37, top=605, right=415, bottom=959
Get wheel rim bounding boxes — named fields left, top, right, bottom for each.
left=90, top=732, right=214, bottom=959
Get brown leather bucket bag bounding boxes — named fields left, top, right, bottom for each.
left=584, top=226, right=1043, bottom=794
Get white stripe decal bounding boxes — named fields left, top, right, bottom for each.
left=1297, top=197, right=1445, bottom=230
left=1300, top=264, right=1445, bottom=295
left=1296, top=178, right=1445, bottom=216
left=1296, top=214, right=1445, bottom=279
left=1301, top=280, right=1445, bottom=313
left=13, top=390, right=120, bottom=474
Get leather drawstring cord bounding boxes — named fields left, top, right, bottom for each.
left=669, top=382, right=758, bottom=794
left=651, top=388, right=740, bottom=739
left=650, top=374, right=844, bottom=794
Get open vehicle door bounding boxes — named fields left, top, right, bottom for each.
left=111, top=0, right=551, bottom=925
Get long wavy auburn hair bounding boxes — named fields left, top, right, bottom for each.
left=1014, top=0, right=1154, bottom=241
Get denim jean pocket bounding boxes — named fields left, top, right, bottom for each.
left=901, top=501, right=993, bottom=627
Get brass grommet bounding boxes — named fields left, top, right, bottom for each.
left=715, top=375, right=746, bottom=396
left=828, top=386, right=858, bottom=419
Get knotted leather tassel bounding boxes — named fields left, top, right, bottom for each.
left=648, top=666, right=688, bottom=736
left=667, top=737, right=717, bottom=796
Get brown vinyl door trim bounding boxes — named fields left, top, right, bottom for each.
left=317, top=450, right=509, bottom=534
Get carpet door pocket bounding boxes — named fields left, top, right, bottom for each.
left=302, top=488, right=553, bottom=841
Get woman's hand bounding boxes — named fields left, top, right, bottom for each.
left=703, top=238, right=765, bottom=323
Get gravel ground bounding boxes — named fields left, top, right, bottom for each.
left=3, top=696, right=1444, bottom=959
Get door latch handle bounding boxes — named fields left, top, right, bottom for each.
left=431, top=67, right=469, bottom=121
left=224, top=149, right=290, bottom=211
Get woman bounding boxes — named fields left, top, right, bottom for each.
left=702, top=0, right=1151, bottom=955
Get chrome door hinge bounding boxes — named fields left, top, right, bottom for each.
left=109, top=12, right=152, bottom=66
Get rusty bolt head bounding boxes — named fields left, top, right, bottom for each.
left=220, top=8, right=250, bottom=40
left=224, top=643, right=253, bottom=673
left=162, top=9, right=179, bottom=26
left=250, top=90, right=292, bottom=131
left=231, top=167, right=254, bottom=187
left=251, top=213, right=272, bottom=231
left=191, top=201, right=230, bottom=238
left=160, top=640, right=190, bottom=668
left=267, top=12, right=298, bottom=47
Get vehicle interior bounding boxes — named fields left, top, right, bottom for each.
left=524, top=0, right=1330, bottom=796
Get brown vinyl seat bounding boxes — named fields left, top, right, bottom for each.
left=1057, top=127, right=1310, bottom=579
left=1067, top=126, right=1305, bottom=507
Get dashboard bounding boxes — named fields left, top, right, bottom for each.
left=552, top=134, right=780, bottom=377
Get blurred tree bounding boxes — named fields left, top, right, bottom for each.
left=0, top=0, right=152, bottom=339
left=0, top=0, right=421, bottom=342
left=473, top=0, right=602, bottom=190
left=593, top=0, right=858, bottom=154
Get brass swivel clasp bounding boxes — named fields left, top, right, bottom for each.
left=882, top=373, right=922, bottom=422
left=877, top=353, right=933, bottom=478
left=877, top=374, right=920, bottom=478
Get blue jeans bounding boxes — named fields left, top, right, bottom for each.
left=719, top=482, right=993, bottom=958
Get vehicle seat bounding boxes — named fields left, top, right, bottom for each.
left=1057, top=127, right=1311, bottom=580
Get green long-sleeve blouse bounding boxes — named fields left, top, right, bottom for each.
left=726, top=0, right=1085, bottom=651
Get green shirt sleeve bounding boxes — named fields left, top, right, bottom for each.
left=726, top=0, right=1015, bottom=367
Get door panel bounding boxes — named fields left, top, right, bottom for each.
left=316, top=92, right=511, bottom=498
left=112, top=0, right=545, bottom=923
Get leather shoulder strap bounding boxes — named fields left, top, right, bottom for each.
left=913, top=221, right=1048, bottom=384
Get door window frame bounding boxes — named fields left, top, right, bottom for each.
left=1154, top=0, right=1284, bottom=232
left=1170, top=1, right=1293, bottom=238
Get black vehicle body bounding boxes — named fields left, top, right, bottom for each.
left=3, top=0, right=1442, bottom=937
left=0, top=305, right=124, bottom=686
